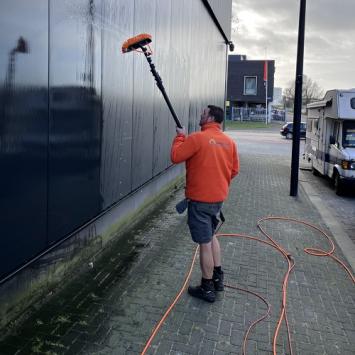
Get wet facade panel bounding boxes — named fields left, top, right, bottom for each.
left=131, top=0, right=156, bottom=190
left=48, top=0, right=102, bottom=243
left=100, top=0, right=134, bottom=208
left=152, top=0, right=172, bottom=175
left=0, top=0, right=48, bottom=279
left=169, top=0, right=192, bottom=131
left=0, top=0, right=231, bottom=281
left=189, top=0, right=227, bottom=132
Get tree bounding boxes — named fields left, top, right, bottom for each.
left=284, top=75, right=324, bottom=109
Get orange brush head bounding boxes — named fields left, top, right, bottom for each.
left=122, top=33, right=152, bottom=53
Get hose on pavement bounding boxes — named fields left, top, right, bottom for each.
left=141, top=216, right=355, bottom=355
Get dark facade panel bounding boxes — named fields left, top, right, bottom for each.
left=100, top=0, right=134, bottom=208
left=189, top=0, right=227, bottom=133
left=205, top=0, right=233, bottom=40
left=48, top=0, right=102, bottom=243
left=152, top=0, right=172, bottom=175
left=0, top=0, right=48, bottom=279
left=131, top=0, right=156, bottom=190
left=227, top=58, right=275, bottom=104
left=169, top=0, right=192, bottom=132
left=0, top=0, right=232, bottom=281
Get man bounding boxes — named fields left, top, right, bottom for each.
left=171, top=105, right=239, bottom=302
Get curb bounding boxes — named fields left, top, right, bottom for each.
left=299, top=170, right=355, bottom=273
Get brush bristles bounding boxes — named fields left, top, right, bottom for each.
left=122, top=33, right=152, bottom=53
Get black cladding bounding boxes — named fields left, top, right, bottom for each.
left=0, top=0, right=230, bottom=280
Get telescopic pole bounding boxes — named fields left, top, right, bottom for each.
left=141, top=46, right=183, bottom=129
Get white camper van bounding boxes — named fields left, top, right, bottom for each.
left=304, top=89, right=355, bottom=195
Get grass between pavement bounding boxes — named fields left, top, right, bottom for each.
left=225, top=120, right=282, bottom=130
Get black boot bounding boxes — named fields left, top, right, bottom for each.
left=213, top=268, right=224, bottom=291
left=188, top=278, right=215, bottom=303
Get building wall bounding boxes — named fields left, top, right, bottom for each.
left=227, top=57, right=275, bottom=105
left=0, top=0, right=230, bottom=282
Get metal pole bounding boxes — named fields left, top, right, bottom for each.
left=223, top=45, right=229, bottom=131
left=264, top=49, right=268, bottom=125
left=265, top=76, right=268, bottom=124
left=290, top=0, right=306, bottom=196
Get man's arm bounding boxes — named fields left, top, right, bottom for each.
left=170, top=129, right=199, bottom=164
left=231, top=141, right=240, bottom=178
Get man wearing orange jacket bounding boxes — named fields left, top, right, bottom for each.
left=171, top=105, right=239, bottom=302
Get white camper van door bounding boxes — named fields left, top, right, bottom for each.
left=314, top=117, right=325, bottom=174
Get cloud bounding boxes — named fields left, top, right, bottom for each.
left=232, top=0, right=355, bottom=92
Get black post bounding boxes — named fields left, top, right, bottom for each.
left=141, top=47, right=183, bottom=129
left=290, top=0, right=306, bottom=196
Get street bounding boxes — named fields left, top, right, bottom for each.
left=227, top=125, right=355, bottom=245
left=227, top=125, right=305, bottom=157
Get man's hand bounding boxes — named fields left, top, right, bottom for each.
left=176, top=126, right=186, bottom=135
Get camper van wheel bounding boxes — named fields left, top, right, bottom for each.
left=286, top=133, right=293, bottom=139
left=334, top=172, right=344, bottom=196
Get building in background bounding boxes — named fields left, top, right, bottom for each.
left=0, top=0, right=232, bottom=330
left=226, top=55, right=275, bottom=120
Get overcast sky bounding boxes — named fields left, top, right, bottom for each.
left=231, top=0, right=355, bottom=94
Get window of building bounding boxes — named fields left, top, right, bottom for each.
left=244, top=76, right=257, bottom=95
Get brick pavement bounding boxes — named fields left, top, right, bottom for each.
left=0, top=152, right=354, bottom=355
left=300, top=168, right=355, bottom=244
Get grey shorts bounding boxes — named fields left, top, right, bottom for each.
left=187, top=200, right=223, bottom=244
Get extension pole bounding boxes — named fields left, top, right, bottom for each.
left=141, top=47, right=183, bottom=129
left=290, top=0, right=306, bottom=197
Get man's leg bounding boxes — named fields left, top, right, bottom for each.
left=188, top=241, right=215, bottom=302
left=187, top=202, right=216, bottom=302
left=211, top=235, right=221, bottom=267
left=199, top=242, right=214, bottom=279
left=211, top=235, right=224, bottom=291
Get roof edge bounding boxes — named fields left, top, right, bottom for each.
left=201, top=0, right=231, bottom=44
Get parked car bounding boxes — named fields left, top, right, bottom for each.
left=280, top=122, right=306, bottom=139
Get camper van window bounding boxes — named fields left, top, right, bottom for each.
left=314, top=119, right=319, bottom=130
left=351, top=98, right=355, bottom=109
left=333, top=122, right=339, bottom=143
left=343, top=121, right=355, bottom=148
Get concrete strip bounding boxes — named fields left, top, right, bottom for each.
left=299, top=171, right=355, bottom=272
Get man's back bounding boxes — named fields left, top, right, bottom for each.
left=171, top=122, right=239, bottom=202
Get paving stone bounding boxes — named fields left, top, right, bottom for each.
left=197, top=339, right=216, bottom=355
left=171, top=341, right=198, bottom=354
left=1, top=141, right=354, bottom=355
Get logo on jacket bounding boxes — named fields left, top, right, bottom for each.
left=209, top=138, right=229, bottom=148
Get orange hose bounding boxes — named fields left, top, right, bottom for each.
left=140, top=246, right=199, bottom=355
left=224, top=284, right=271, bottom=355
left=220, top=232, right=295, bottom=355
left=140, top=217, right=355, bottom=355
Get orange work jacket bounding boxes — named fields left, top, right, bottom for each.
left=171, top=122, right=239, bottom=203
